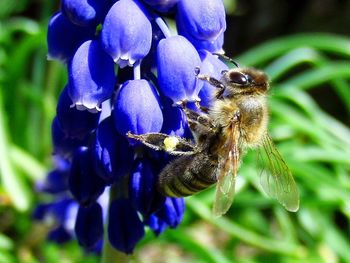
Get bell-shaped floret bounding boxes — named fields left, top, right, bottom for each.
left=69, top=147, right=106, bottom=206
left=100, top=0, right=152, bottom=67
left=93, top=116, right=134, bottom=184
left=108, top=198, right=145, bottom=254
left=47, top=12, right=95, bottom=62
left=61, top=0, right=110, bottom=27
left=68, top=40, right=116, bottom=112
left=75, top=202, right=104, bottom=249
left=56, top=85, right=100, bottom=139
left=51, top=117, right=89, bottom=158
left=176, top=0, right=226, bottom=52
left=129, top=158, right=166, bottom=215
left=145, top=214, right=168, bottom=236
left=157, top=35, right=202, bottom=103
left=155, top=197, right=185, bottom=228
left=113, top=79, right=163, bottom=136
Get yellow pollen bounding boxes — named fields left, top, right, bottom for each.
left=164, top=136, right=179, bottom=151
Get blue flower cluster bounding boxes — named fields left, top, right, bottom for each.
left=42, top=0, right=228, bottom=255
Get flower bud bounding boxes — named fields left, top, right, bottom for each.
left=157, top=35, right=202, bottom=102
left=108, top=198, right=145, bottom=254
left=129, top=158, right=159, bottom=215
left=56, top=85, right=100, bottom=139
left=176, top=0, right=226, bottom=51
left=101, top=0, right=152, bottom=67
left=68, top=40, right=116, bottom=111
left=145, top=214, right=168, bottom=236
left=69, top=147, right=106, bottom=206
left=61, top=0, right=110, bottom=27
left=113, top=79, right=163, bottom=136
left=75, top=202, right=104, bottom=249
left=47, top=12, right=95, bottom=62
left=35, top=157, right=70, bottom=195
left=51, top=117, right=89, bottom=157
left=94, top=117, right=134, bottom=184
left=155, top=197, right=184, bottom=228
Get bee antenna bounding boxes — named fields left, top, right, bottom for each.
left=213, top=53, right=240, bottom=68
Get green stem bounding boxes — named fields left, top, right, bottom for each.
left=101, top=183, right=130, bottom=263
left=101, top=236, right=130, bottom=263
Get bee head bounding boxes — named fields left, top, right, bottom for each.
left=221, top=68, right=269, bottom=97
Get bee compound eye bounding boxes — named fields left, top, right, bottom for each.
left=228, top=71, right=248, bottom=85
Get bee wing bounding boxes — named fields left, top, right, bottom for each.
left=258, top=134, right=299, bottom=212
left=212, top=122, right=240, bottom=217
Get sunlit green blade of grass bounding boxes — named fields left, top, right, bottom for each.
left=10, top=146, right=46, bottom=181
left=272, top=89, right=350, bottom=151
left=165, top=230, right=232, bottom=263
left=186, top=197, right=305, bottom=257
left=264, top=47, right=350, bottom=115
left=0, top=90, right=31, bottom=211
left=0, top=234, right=13, bottom=250
left=279, top=62, right=350, bottom=90
left=237, top=33, right=350, bottom=66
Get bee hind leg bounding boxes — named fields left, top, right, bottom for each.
left=126, top=132, right=196, bottom=155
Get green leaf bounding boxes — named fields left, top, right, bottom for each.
left=0, top=90, right=31, bottom=211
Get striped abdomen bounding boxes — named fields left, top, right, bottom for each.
left=157, top=152, right=218, bottom=197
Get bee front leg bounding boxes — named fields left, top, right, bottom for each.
left=126, top=132, right=196, bottom=156
left=195, top=72, right=226, bottom=100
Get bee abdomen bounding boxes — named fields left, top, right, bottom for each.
left=157, top=153, right=217, bottom=197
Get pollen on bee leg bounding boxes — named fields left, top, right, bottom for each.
left=164, top=136, right=179, bottom=151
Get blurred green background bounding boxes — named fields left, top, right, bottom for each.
left=1, top=0, right=350, bottom=262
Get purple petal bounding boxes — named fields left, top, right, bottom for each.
left=69, top=147, right=106, bottom=206
left=157, top=35, right=202, bottom=102
left=108, top=198, right=145, bottom=254
left=75, top=202, right=104, bottom=249
left=68, top=39, right=116, bottom=111
left=113, top=79, right=163, bottom=136
left=155, top=197, right=185, bottom=228
left=176, top=0, right=226, bottom=41
left=51, top=117, right=89, bottom=158
left=145, top=214, right=168, bottom=236
left=93, top=116, right=134, bottom=184
left=61, top=0, right=111, bottom=27
left=129, top=158, right=161, bottom=215
left=56, top=85, right=100, bottom=139
left=101, top=0, right=152, bottom=67
left=47, top=12, right=95, bottom=62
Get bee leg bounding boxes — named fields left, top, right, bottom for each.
left=195, top=99, right=209, bottom=114
left=126, top=132, right=196, bottom=155
left=195, top=73, right=226, bottom=99
left=212, top=53, right=240, bottom=68
left=176, top=100, right=215, bottom=131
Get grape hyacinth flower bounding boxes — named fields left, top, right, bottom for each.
left=41, top=0, right=228, bottom=259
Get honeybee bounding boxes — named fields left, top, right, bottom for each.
left=127, top=66, right=299, bottom=216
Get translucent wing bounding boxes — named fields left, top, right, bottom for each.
left=212, top=121, right=240, bottom=217
left=258, top=134, right=299, bottom=212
